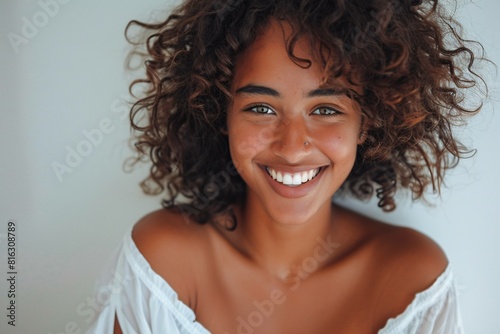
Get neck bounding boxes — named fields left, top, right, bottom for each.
left=234, top=194, right=341, bottom=280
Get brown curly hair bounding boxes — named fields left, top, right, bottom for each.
left=125, top=0, right=486, bottom=226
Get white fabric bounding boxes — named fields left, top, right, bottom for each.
left=85, top=230, right=464, bottom=334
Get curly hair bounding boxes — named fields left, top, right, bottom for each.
left=125, top=0, right=486, bottom=226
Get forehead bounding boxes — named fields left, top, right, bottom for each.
left=231, top=19, right=359, bottom=95
left=241, top=19, right=315, bottom=62
left=232, top=20, right=322, bottom=88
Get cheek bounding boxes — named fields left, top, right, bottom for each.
left=317, top=127, right=359, bottom=164
left=228, top=121, right=274, bottom=162
left=227, top=130, right=270, bottom=187
left=227, top=128, right=260, bottom=180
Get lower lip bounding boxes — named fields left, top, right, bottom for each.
left=260, top=166, right=326, bottom=199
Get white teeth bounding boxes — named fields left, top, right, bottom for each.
left=283, top=173, right=293, bottom=185
left=266, top=167, right=321, bottom=187
left=292, top=173, right=302, bottom=185
left=301, top=171, right=308, bottom=183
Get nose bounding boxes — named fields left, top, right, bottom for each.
left=271, top=117, right=312, bottom=163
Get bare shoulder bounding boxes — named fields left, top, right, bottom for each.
left=343, top=208, right=449, bottom=325
left=335, top=205, right=449, bottom=322
left=336, top=206, right=449, bottom=328
left=132, top=208, right=207, bottom=255
left=370, top=220, right=448, bottom=286
left=337, top=206, right=448, bottom=283
left=131, top=208, right=210, bottom=305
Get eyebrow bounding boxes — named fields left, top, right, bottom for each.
left=235, top=85, right=280, bottom=97
left=235, top=84, right=346, bottom=98
left=306, top=88, right=344, bottom=98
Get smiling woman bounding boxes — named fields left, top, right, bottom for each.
left=227, top=20, right=363, bottom=225
left=85, top=0, right=487, bottom=333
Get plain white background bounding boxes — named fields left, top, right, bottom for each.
left=0, top=0, right=498, bottom=333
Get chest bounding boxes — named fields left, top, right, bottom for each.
left=193, top=263, right=384, bottom=334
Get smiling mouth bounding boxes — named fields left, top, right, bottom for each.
left=265, top=166, right=322, bottom=186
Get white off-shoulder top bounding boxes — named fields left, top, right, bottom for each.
left=85, top=230, right=464, bottom=334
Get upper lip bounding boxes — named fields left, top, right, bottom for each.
left=258, top=164, right=327, bottom=173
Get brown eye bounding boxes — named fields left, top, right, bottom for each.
left=312, top=107, right=340, bottom=116
left=246, top=105, right=274, bottom=114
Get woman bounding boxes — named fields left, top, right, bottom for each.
left=87, top=0, right=485, bottom=332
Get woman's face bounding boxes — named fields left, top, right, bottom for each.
left=227, top=20, right=364, bottom=225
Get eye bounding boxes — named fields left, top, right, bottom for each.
left=311, top=106, right=341, bottom=116
left=244, top=105, right=275, bottom=114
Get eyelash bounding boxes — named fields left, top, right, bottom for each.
left=311, top=106, right=342, bottom=116
left=243, top=104, right=342, bottom=116
left=244, top=104, right=275, bottom=114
